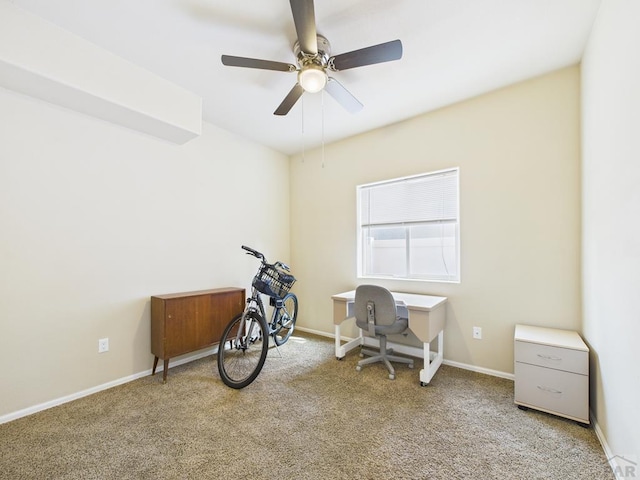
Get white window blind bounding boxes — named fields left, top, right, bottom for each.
left=357, top=168, right=460, bottom=282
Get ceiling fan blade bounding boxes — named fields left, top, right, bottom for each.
left=221, top=55, right=295, bottom=72
left=329, top=39, right=403, bottom=71
left=290, top=0, right=318, bottom=55
left=274, top=84, right=304, bottom=116
left=325, top=77, right=363, bottom=114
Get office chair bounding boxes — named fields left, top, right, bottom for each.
left=354, top=285, right=414, bottom=380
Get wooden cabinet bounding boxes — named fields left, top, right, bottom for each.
left=514, top=324, right=589, bottom=425
left=151, top=287, right=245, bottom=382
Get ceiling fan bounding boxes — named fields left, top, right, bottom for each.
left=221, top=0, right=403, bottom=116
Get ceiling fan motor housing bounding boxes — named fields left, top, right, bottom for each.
left=294, top=34, right=331, bottom=69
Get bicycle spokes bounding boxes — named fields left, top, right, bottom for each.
left=217, top=311, right=269, bottom=389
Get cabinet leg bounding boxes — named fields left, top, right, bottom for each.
left=162, top=359, right=169, bottom=384
left=152, top=356, right=159, bottom=375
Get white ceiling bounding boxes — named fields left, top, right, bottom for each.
left=12, top=0, right=601, bottom=155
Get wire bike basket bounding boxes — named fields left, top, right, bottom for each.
left=252, top=264, right=296, bottom=299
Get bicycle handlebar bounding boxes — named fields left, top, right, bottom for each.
left=241, top=245, right=291, bottom=272
left=241, top=245, right=264, bottom=260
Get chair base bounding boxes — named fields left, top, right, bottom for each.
left=356, top=335, right=414, bottom=380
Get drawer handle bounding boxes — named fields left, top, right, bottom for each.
left=537, top=385, right=562, bottom=395
left=537, top=354, right=562, bottom=361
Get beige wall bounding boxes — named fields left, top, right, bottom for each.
left=0, top=88, right=289, bottom=418
left=582, top=0, right=640, bottom=461
left=290, top=66, right=582, bottom=375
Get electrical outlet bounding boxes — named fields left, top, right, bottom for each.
left=473, top=327, right=482, bottom=340
left=98, top=338, right=109, bottom=353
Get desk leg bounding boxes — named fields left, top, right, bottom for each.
left=335, top=324, right=364, bottom=359
left=420, top=330, right=444, bottom=386
left=335, top=325, right=344, bottom=358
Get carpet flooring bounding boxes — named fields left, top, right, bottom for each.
left=0, top=332, right=614, bottom=479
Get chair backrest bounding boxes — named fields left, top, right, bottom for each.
left=354, top=285, right=397, bottom=331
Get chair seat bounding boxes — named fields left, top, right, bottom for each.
left=358, top=316, right=408, bottom=336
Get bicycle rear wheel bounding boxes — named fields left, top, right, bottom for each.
left=273, top=293, right=298, bottom=346
left=217, top=311, right=268, bottom=389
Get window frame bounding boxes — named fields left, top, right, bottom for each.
left=356, top=167, right=460, bottom=283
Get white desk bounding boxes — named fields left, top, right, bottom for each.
left=332, top=290, right=447, bottom=385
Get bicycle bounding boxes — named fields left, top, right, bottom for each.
left=217, top=245, right=298, bottom=389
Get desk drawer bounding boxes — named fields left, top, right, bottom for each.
left=515, top=340, right=588, bottom=375
left=515, top=362, right=589, bottom=422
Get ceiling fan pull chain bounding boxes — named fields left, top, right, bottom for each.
left=301, top=95, right=305, bottom=163
left=321, top=89, right=325, bottom=169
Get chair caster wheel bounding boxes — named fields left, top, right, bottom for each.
left=359, top=353, right=364, bottom=358
left=356, top=366, right=362, bottom=372
left=389, top=374, right=395, bottom=380
left=408, top=363, right=414, bottom=369
left=420, top=382, right=427, bottom=387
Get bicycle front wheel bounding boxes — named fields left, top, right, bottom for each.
left=217, top=311, right=269, bottom=389
left=273, top=293, right=298, bottom=346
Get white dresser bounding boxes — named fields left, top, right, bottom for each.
left=514, top=324, right=589, bottom=426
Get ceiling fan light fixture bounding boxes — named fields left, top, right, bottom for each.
left=298, top=64, right=327, bottom=93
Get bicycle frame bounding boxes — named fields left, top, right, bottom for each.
left=239, top=285, right=285, bottom=336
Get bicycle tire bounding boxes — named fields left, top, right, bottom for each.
left=217, top=311, right=269, bottom=389
left=273, top=293, right=298, bottom=346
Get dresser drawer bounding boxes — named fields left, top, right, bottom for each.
left=515, top=362, right=589, bottom=422
left=515, top=340, right=588, bottom=375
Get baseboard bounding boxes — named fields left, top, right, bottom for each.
left=593, top=414, right=615, bottom=475
left=296, top=326, right=335, bottom=339
left=591, top=410, right=632, bottom=479
left=295, top=326, right=514, bottom=380
left=442, top=359, right=514, bottom=381
left=0, top=348, right=216, bottom=425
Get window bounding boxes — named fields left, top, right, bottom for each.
left=357, top=168, right=460, bottom=282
